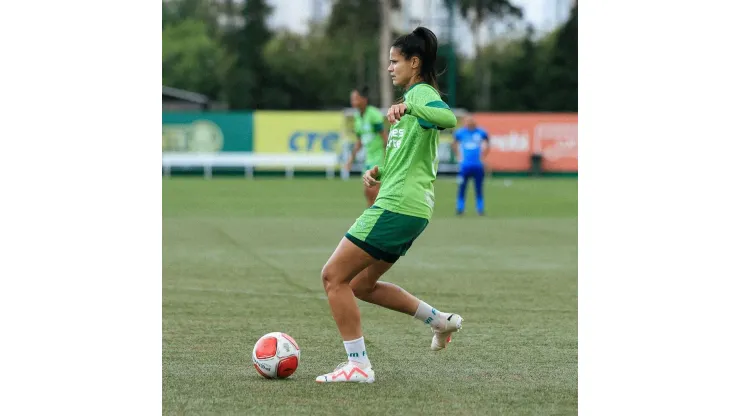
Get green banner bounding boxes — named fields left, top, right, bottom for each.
left=162, top=112, right=254, bottom=153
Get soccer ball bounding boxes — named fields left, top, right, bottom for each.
left=252, top=332, right=301, bottom=379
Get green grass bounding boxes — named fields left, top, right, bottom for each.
left=163, top=177, right=578, bottom=415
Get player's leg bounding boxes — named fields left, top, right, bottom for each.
left=473, top=165, right=485, bottom=215
left=321, top=237, right=376, bottom=341
left=317, top=237, right=378, bottom=383
left=456, top=166, right=470, bottom=215
left=352, top=211, right=464, bottom=351
left=350, top=260, right=416, bottom=314
left=316, top=206, right=392, bottom=383
left=350, top=260, right=464, bottom=351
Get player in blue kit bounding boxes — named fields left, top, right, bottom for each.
left=452, top=116, right=490, bottom=216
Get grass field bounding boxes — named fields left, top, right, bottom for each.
left=163, top=177, right=578, bottom=415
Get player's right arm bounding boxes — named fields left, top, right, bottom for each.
left=363, top=165, right=381, bottom=188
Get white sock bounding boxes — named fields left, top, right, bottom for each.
left=414, top=301, right=444, bottom=327
left=343, top=337, right=370, bottom=367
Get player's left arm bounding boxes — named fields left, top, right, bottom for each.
left=403, top=88, right=457, bottom=129
left=480, top=129, right=490, bottom=158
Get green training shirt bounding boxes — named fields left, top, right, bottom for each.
left=374, top=83, right=457, bottom=220
left=353, top=106, right=386, bottom=168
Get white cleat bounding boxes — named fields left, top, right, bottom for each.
left=431, top=313, right=464, bottom=351
left=315, top=361, right=375, bottom=384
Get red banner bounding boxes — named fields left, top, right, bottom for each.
left=472, top=113, right=578, bottom=172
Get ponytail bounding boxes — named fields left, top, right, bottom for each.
left=391, top=26, right=440, bottom=92
left=411, top=27, right=439, bottom=90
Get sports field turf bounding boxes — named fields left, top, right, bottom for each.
left=163, top=176, right=578, bottom=415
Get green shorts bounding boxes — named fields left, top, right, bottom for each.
left=345, top=206, right=429, bottom=263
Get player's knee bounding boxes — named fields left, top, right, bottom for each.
left=321, top=263, right=351, bottom=293
left=320, top=264, right=337, bottom=293
left=350, top=279, right=375, bottom=299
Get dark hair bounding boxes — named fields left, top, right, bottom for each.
left=391, top=26, right=439, bottom=91
left=355, top=85, right=370, bottom=98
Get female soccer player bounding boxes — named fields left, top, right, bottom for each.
left=344, top=86, right=388, bottom=207
left=316, top=27, right=464, bottom=384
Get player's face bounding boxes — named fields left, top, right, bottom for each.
left=350, top=91, right=366, bottom=109
left=465, top=117, right=476, bottom=129
left=388, top=47, right=418, bottom=88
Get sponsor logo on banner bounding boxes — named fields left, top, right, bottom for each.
left=534, top=122, right=578, bottom=171
left=488, top=131, right=530, bottom=152
left=288, top=131, right=340, bottom=152
left=254, top=111, right=345, bottom=154
left=162, top=120, right=224, bottom=153
left=473, top=113, right=577, bottom=172
left=162, top=112, right=254, bottom=153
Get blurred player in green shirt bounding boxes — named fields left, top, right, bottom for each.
left=345, top=86, right=387, bottom=206
left=316, top=27, right=464, bottom=384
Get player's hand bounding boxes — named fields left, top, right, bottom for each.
left=363, top=165, right=381, bottom=188
left=344, top=161, right=352, bottom=172
left=387, top=103, right=407, bottom=124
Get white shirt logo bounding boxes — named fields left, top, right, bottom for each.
left=388, top=128, right=404, bottom=149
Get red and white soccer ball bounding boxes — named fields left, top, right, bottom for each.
left=252, top=332, right=301, bottom=379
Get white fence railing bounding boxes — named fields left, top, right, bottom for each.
left=162, top=152, right=339, bottom=179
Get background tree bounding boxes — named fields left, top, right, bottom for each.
left=222, top=0, right=274, bottom=109
left=160, top=0, right=576, bottom=112
left=454, top=0, right=523, bottom=110
left=162, top=18, right=230, bottom=100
